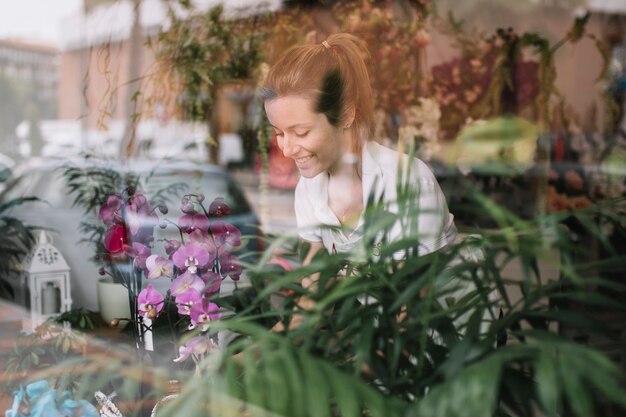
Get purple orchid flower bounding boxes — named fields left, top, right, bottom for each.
left=164, top=239, right=181, bottom=257
left=174, top=288, right=202, bottom=316
left=126, top=192, right=158, bottom=241
left=188, top=229, right=218, bottom=257
left=200, top=271, right=221, bottom=296
left=131, top=242, right=151, bottom=271
left=137, top=284, right=164, bottom=319
left=208, top=197, right=231, bottom=217
left=172, top=242, right=213, bottom=273
left=173, top=335, right=218, bottom=363
left=145, top=254, right=174, bottom=279
left=219, top=253, right=242, bottom=281
left=99, top=195, right=123, bottom=225
left=178, top=212, right=210, bottom=234
left=190, top=299, right=221, bottom=329
left=170, top=270, right=205, bottom=297
left=210, top=221, right=241, bottom=252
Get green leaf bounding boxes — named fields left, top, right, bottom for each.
left=536, top=349, right=559, bottom=417
left=407, top=355, right=503, bottom=417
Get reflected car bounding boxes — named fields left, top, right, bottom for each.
left=0, top=153, right=15, bottom=192
left=0, top=158, right=261, bottom=311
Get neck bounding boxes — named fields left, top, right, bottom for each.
left=329, top=154, right=359, bottom=179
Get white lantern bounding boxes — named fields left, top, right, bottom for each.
left=21, top=231, right=72, bottom=331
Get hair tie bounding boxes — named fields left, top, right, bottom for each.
left=322, top=40, right=331, bottom=49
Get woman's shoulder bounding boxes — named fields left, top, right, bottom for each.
left=295, top=172, right=326, bottom=200
left=366, top=141, right=437, bottom=184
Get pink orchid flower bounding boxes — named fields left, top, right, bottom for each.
left=188, top=229, right=217, bottom=258
left=173, top=335, right=218, bottom=363
left=170, top=270, right=205, bottom=297
left=99, top=195, right=123, bottom=225
left=174, top=288, right=202, bottom=316
left=200, top=271, right=221, bottom=296
left=145, top=254, right=174, bottom=279
left=164, top=239, right=181, bottom=257
left=210, top=221, right=241, bottom=252
left=126, top=192, right=157, bottom=241
left=208, top=197, right=231, bottom=217
left=190, top=299, right=221, bottom=329
left=137, top=284, right=164, bottom=320
left=219, top=253, right=242, bottom=281
left=178, top=212, right=210, bottom=234
left=131, top=242, right=151, bottom=271
left=172, top=242, right=213, bottom=273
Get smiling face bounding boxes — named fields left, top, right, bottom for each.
left=264, top=95, right=348, bottom=178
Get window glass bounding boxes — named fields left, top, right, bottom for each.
left=0, top=170, right=43, bottom=201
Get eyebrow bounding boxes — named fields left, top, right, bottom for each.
left=269, top=123, right=311, bottom=130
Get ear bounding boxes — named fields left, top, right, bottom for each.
left=343, top=105, right=356, bottom=129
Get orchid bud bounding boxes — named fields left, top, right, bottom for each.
left=98, top=267, right=106, bottom=276
left=159, top=220, right=168, bottom=229
left=126, top=186, right=136, bottom=196
left=181, top=203, right=195, bottom=214
left=109, top=318, right=120, bottom=328
left=196, top=193, right=205, bottom=203
left=158, top=205, right=168, bottom=214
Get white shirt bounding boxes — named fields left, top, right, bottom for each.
left=294, top=141, right=457, bottom=259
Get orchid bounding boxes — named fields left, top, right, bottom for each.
left=99, top=191, right=243, bottom=365
left=131, top=242, right=151, bottom=271
left=218, top=253, right=242, bottom=281
left=189, top=299, right=221, bottom=329
left=99, top=195, right=123, bottom=225
left=137, top=284, right=164, bottom=319
left=173, top=335, right=219, bottom=363
left=103, top=224, right=130, bottom=259
left=208, top=197, right=231, bottom=217
left=210, top=221, right=241, bottom=252
left=145, top=254, right=174, bottom=279
left=174, top=288, right=202, bottom=315
left=178, top=211, right=210, bottom=234
left=200, top=271, right=221, bottom=295
left=170, top=270, right=205, bottom=297
left=172, top=242, right=213, bottom=273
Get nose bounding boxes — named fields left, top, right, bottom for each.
left=279, top=134, right=299, bottom=158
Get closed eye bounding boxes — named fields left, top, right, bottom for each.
left=295, top=131, right=309, bottom=138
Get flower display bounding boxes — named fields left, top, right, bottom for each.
left=99, top=190, right=242, bottom=364
left=398, top=97, right=442, bottom=161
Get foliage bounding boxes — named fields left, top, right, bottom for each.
left=154, top=3, right=271, bottom=122
left=52, top=308, right=101, bottom=332
left=431, top=12, right=593, bottom=139
left=0, top=197, right=38, bottom=300
left=331, top=0, right=431, bottom=115
left=62, top=158, right=127, bottom=271
left=18, top=182, right=626, bottom=416
left=3, top=322, right=89, bottom=395
left=154, top=178, right=626, bottom=417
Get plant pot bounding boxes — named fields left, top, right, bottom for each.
left=97, top=277, right=131, bottom=327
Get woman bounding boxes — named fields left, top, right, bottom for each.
left=261, top=33, right=457, bottom=266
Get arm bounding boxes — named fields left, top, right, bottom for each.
left=272, top=240, right=323, bottom=332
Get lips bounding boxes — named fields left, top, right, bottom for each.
left=294, top=155, right=314, bottom=166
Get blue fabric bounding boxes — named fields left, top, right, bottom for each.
left=5, top=380, right=98, bottom=417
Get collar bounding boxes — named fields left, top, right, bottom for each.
left=308, top=141, right=386, bottom=228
